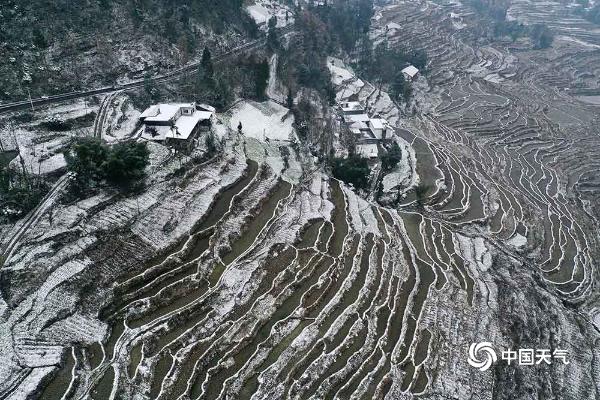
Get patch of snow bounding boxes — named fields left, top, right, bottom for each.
left=327, top=57, right=354, bottom=86
left=9, top=128, right=69, bottom=175
left=507, top=233, right=527, bottom=249
left=247, top=4, right=270, bottom=25
left=456, top=234, right=492, bottom=272
left=229, top=101, right=296, bottom=142
left=5, top=366, right=55, bottom=400
left=246, top=1, right=294, bottom=29
left=556, top=35, right=600, bottom=49
left=104, top=95, right=142, bottom=143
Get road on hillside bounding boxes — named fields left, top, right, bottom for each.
left=0, top=27, right=297, bottom=264
left=0, top=26, right=296, bottom=116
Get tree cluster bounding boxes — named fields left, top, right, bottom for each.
left=573, top=1, right=600, bottom=25
left=278, top=11, right=336, bottom=103
left=309, top=0, right=374, bottom=53
left=331, top=155, right=370, bottom=190
left=190, top=48, right=270, bottom=109
left=529, top=24, right=554, bottom=49
left=0, top=0, right=254, bottom=48
left=381, top=142, right=402, bottom=171
left=65, top=138, right=149, bottom=192
left=239, top=57, right=270, bottom=100
left=277, top=1, right=376, bottom=105
left=585, top=3, right=600, bottom=24
left=0, top=154, right=49, bottom=221
left=357, top=42, right=425, bottom=101
left=466, top=0, right=554, bottom=48
left=191, top=48, right=234, bottom=110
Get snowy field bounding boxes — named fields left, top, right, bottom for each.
left=327, top=57, right=355, bottom=86
left=0, top=99, right=98, bottom=175
left=228, top=100, right=296, bottom=142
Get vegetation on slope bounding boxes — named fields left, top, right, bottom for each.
left=0, top=0, right=258, bottom=101
left=357, top=41, right=426, bottom=101
left=466, top=0, right=554, bottom=48
left=65, top=138, right=149, bottom=192
left=0, top=154, right=49, bottom=221
left=332, top=155, right=370, bottom=190
left=574, top=1, right=600, bottom=25
left=137, top=46, right=270, bottom=111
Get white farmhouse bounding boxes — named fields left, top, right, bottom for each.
left=401, top=65, right=419, bottom=81
left=139, top=102, right=213, bottom=145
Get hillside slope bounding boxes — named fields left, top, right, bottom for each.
left=0, top=0, right=257, bottom=102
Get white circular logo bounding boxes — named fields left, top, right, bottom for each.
left=468, top=342, right=497, bottom=371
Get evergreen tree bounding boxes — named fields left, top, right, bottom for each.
left=255, top=59, right=270, bottom=99
left=286, top=89, right=294, bottom=109
left=267, top=16, right=279, bottom=50
left=65, top=138, right=108, bottom=188
left=143, top=72, right=158, bottom=102
left=65, top=138, right=149, bottom=191
left=530, top=24, right=554, bottom=49
left=201, top=47, right=214, bottom=80
left=390, top=72, right=411, bottom=101
left=32, top=28, right=48, bottom=48
left=212, top=74, right=233, bottom=109
left=103, top=141, right=150, bottom=188
left=331, top=156, right=370, bottom=189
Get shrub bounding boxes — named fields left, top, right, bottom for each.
left=529, top=24, right=554, bottom=49
left=381, top=142, right=402, bottom=171
left=103, top=142, right=150, bottom=186
left=40, top=118, right=72, bottom=131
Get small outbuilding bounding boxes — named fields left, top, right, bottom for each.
left=401, top=65, right=419, bottom=81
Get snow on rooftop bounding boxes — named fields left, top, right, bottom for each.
left=143, top=104, right=179, bottom=122
left=370, top=118, right=387, bottom=130
left=141, top=103, right=195, bottom=123
left=402, top=65, right=419, bottom=78
left=340, top=101, right=365, bottom=113
left=197, top=103, right=216, bottom=113
left=346, top=113, right=370, bottom=124
left=349, top=121, right=369, bottom=131
left=173, top=111, right=212, bottom=139
left=139, top=104, right=159, bottom=119
left=246, top=1, right=293, bottom=29
left=247, top=4, right=270, bottom=25
left=140, top=104, right=213, bottom=141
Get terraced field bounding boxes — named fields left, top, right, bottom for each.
left=367, top=0, right=600, bottom=397
left=372, top=0, right=600, bottom=301
left=2, top=1, right=600, bottom=399
left=2, top=126, right=476, bottom=399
